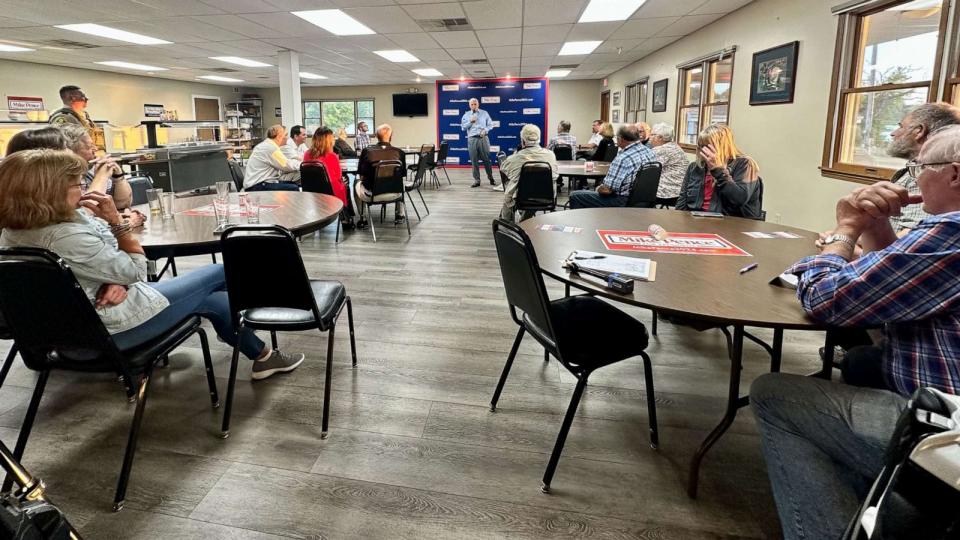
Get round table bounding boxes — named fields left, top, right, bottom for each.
left=556, top=160, right=610, bottom=180
left=134, top=191, right=343, bottom=280
left=520, top=208, right=831, bottom=497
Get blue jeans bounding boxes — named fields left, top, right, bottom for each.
left=750, top=373, right=907, bottom=540
left=113, top=265, right=266, bottom=360
left=246, top=181, right=300, bottom=192
left=569, top=189, right=627, bottom=209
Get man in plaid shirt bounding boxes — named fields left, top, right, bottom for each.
left=750, top=126, right=960, bottom=540
left=354, top=121, right=371, bottom=153
left=569, top=124, right=654, bottom=209
left=547, top=120, right=577, bottom=156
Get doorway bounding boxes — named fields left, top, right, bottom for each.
left=600, top=91, right=610, bottom=123
left=192, top=95, right=221, bottom=142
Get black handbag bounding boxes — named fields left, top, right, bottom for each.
left=0, top=440, right=79, bottom=540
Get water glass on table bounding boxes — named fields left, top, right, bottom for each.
left=216, top=180, right=232, bottom=200
left=145, top=188, right=163, bottom=218
left=213, top=197, right=229, bottom=230
left=162, top=192, right=175, bottom=219
left=244, top=194, right=261, bottom=224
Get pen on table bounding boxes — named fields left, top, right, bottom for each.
left=739, top=263, right=758, bottom=275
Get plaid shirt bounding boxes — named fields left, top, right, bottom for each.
left=602, top=142, right=656, bottom=197
left=548, top=132, right=577, bottom=151
left=354, top=130, right=370, bottom=152
left=786, top=212, right=960, bottom=396
left=888, top=168, right=930, bottom=232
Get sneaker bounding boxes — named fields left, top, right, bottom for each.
left=818, top=346, right=846, bottom=365
left=470, top=182, right=480, bottom=188
left=491, top=184, right=504, bottom=192
left=356, top=219, right=369, bottom=230
left=251, top=350, right=305, bottom=381
left=394, top=215, right=406, bottom=224
left=489, top=179, right=497, bottom=186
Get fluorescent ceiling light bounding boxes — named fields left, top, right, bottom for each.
left=559, top=41, right=602, bottom=55
left=412, top=68, right=443, bottom=77
left=578, top=0, right=647, bottom=22
left=0, top=43, right=33, bottom=52
left=211, top=56, right=271, bottom=67
left=374, top=50, right=419, bottom=63
left=545, top=69, right=571, bottom=78
left=96, top=60, right=167, bottom=71
left=299, top=72, right=328, bottom=80
left=199, top=75, right=244, bottom=82
left=55, top=24, right=170, bottom=45
left=291, top=9, right=375, bottom=36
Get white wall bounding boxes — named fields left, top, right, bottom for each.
left=605, top=0, right=853, bottom=231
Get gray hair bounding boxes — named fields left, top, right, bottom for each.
left=469, top=98, right=479, bottom=104
left=616, top=124, right=641, bottom=143
left=909, top=102, right=960, bottom=138
left=650, top=123, right=674, bottom=142
left=58, top=124, right=91, bottom=153
left=919, top=125, right=960, bottom=165
left=266, top=124, right=286, bottom=139
left=558, top=120, right=571, bottom=133
left=376, top=123, right=393, bottom=142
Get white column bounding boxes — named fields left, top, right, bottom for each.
left=277, top=50, right=302, bottom=128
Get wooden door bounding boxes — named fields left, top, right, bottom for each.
left=600, top=91, right=610, bottom=123
left=193, top=97, right=221, bottom=141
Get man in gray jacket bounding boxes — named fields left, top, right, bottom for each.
left=499, top=124, right=558, bottom=222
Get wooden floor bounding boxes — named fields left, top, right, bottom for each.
left=0, top=168, right=823, bottom=539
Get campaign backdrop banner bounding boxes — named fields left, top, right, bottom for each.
left=435, top=78, right=548, bottom=167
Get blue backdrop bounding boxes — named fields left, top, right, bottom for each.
left=435, top=78, right=548, bottom=167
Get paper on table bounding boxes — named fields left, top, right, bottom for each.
left=569, top=250, right=654, bottom=281
left=744, top=231, right=803, bottom=239
left=770, top=272, right=799, bottom=289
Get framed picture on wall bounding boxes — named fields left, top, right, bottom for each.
left=612, top=109, right=620, bottom=123
left=750, top=41, right=800, bottom=105
left=651, top=79, right=668, bottom=112
left=612, top=91, right=621, bottom=106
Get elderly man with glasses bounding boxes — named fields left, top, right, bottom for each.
left=750, top=125, right=960, bottom=540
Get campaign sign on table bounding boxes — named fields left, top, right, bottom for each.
left=597, top=230, right=751, bottom=256
left=436, top=78, right=548, bottom=167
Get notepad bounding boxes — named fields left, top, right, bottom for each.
left=567, top=250, right=656, bottom=281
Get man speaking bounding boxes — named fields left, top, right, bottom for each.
left=461, top=98, right=498, bottom=189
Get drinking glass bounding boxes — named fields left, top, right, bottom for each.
left=162, top=192, right=175, bottom=219
left=213, top=197, right=229, bottom=229
left=245, top=195, right=260, bottom=224
left=216, top=181, right=232, bottom=200
left=145, top=188, right=163, bottom=218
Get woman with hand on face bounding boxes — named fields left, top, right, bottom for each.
left=0, top=149, right=305, bottom=380
left=675, top=124, right=763, bottom=218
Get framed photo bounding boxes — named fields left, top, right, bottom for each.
left=651, top=79, right=668, bottom=113
left=612, top=109, right=620, bottom=123
left=612, top=91, right=621, bottom=106
left=750, top=41, right=800, bottom=105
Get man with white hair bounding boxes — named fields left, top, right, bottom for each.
left=499, top=124, right=558, bottom=222
left=356, top=123, right=406, bottom=226
left=750, top=125, right=960, bottom=540
left=243, top=124, right=301, bottom=191
left=647, top=123, right=688, bottom=207
left=460, top=97, right=497, bottom=188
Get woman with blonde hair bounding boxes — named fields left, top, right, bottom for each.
left=303, top=126, right=348, bottom=208
left=676, top=124, right=763, bottom=218
left=333, top=126, right=357, bottom=158
left=0, top=149, right=305, bottom=380
left=593, top=121, right=617, bottom=161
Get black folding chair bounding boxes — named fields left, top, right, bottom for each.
left=0, top=247, right=218, bottom=512
left=552, top=144, right=573, bottom=161
left=514, top=161, right=556, bottom=220
left=0, top=312, right=16, bottom=393
left=405, top=150, right=431, bottom=219
left=355, top=160, right=409, bottom=242
left=435, top=141, right=452, bottom=185
left=489, top=219, right=658, bottom=493
left=626, top=162, right=662, bottom=208
left=406, top=144, right=435, bottom=178
left=300, top=162, right=343, bottom=243
left=219, top=226, right=357, bottom=439
left=598, top=141, right=618, bottom=162
left=126, top=173, right=154, bottom=206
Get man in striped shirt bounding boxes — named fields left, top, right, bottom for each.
left=750, top=126, right=960, bottom=540
left=568, top=124, right=654, bottom=209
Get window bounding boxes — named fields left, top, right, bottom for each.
left=677, top=52, right=734, bottom=148
left=302, top=99, right=374, bottom=137
left=624, top=79, right=647, bottom=123
left=823, top=0, right=950, bottom=182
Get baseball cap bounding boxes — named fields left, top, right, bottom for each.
left=520, top=124, right=541, bottom=145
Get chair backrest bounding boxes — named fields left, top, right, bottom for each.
left=491, top=219, right=557, bottom=351
left=516, top=162, right=555, bottom=207
left=437, top=141, right=449, bottom=163
left=0, top=247, right=123, bottom=374
left=227, top=159, right=245, bottom=192
left=300, top=161, right=335, bottom=196
left=127, top=173, right=154, bottom=206
left=220, top=226, right=320, bottom=322
left=626, top=162, right=662, bottom=208
left=599, top=140, right=618, bottom=162
left=371, top=159, right=404, bottom=197
left=413, top=150, right=431, bottom=185
left=552, top=144, right=573, bottom=161
left=755, top=178, right=767, bottom=221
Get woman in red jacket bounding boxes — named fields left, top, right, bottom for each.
left=303, top=126, right=348, bottom=209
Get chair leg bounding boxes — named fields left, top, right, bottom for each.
left=270, top=331, right=278, bottom=351
left=211, top=253, right=217, bottom=264
left=491, top=327, right=525, bottom=411
left=651, top=309, right=658, bottom=336
left=220, top=343, right=242, bottom=438
left=0, top=344, right=18, bottom=389
left=417, top=187, right=430, bottom=215
left=197, top=328, right=219, bottom=408
left=407, top=192, right=422, bottom=221
left=544, top=349, right=549, bottom=362
left=541, top=375, right=588, bottom=494
left=2, top=370, right=49, bottom=493
left=402, top=200, right=411, bottom=236
left=113, top=373, right=153, bottom=512
left=335, top=216, right=341, bottom=244
left=321, top=324, right=336, bottom=439
left=346, top=297, right=357, bottom=368
left=640, top=351, right=659, bottom=449
left=170, top=257, right=178, bottom=277
left=369, top=211, right=377, bottom=242
left=443, top=166, right=451, bottom=185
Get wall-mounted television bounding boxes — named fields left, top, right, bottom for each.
left=392, top=93, right=428, bottom=117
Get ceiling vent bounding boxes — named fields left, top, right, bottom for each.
left=40, top=39, right=98, bottom=50
left=461, top=59, right=489, bottom=65
left=206, top=67, right=239, bottom=73
left=549, top=64, right=580, bottom=69
left=418, top=18, right=473, bottom=31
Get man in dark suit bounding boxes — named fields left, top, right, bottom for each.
left=356, top=124, right=407, bottom=227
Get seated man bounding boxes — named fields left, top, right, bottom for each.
left=243, top=124, right=300, bottom=192
left=279, top=124, right=308, bottom=184
left=499, top=124, right=558, bottom=223
left=751, top=126, right=960, bottom=540
left=547, top=120, right=576, bottom=156
left=356, top=123, right=406, bottom=226
left=576, top=120, right=603, bottom=159
left=568, top=125, right=655, bottom=209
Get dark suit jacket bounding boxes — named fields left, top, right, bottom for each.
left=357, top=142, right=406, bottom=191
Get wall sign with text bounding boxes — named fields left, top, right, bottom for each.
left=143, top=104, right=164, bottom=117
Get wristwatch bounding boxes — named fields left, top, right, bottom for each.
left=822, top=233, right=855, bottom=249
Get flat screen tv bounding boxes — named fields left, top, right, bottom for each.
left=393, top=93, right=428, bottom=117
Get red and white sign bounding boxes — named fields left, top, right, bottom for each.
left=7, top=96, right=44, bottom=111
left=596, top=230, right=751, bottom=256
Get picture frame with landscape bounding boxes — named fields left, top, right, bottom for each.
left=651, top=79, right=668, bottom=112
left=750, top=41, right=800, bottom=105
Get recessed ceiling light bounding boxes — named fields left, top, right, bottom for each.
left=55, top=24, right=171, bottom=45
left=199, top=75, right=244, bottom=82
left=545, top=69, right=571, bottom=78
left=211, top=56, right=271, bottom=67
left=578, top=0, right=647, bottom=22
left=412, top=68, right=443, bottom=77
left=0, top=43, right=33, bottom=52
left=291, top=9, right=375, bottom=36
left=559, top=41, right=602, bottom=55
left=375, top=50, right=419, bottom=63
left=96, top=60, right=167, bottom=71
left=299, top=72, right=328, bottom=80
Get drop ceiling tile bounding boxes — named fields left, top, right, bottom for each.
left=523, top=0, right=588, bottom=26
left=691, top=0, right=753, bottom=15
left=446, top=47, right=484, bottom=60
left=197, top=0, right=278, bottom=12
left=521, top=42, right=561, bottom=57
left=264, top=0, right=336, bottom=9
left=111, top=21, right=209, bottom=43
left=0, top=17, right=43, bottom=28
left=634, top=0, right=708, bottom=18
left=656, top=13, right=724, bottom=37
left=483, top=45, right=520, bottom=59
left=522, top=24, right=574, bottom=45
left=565, top=21, right=623, bottom=41
left=401, top=2, right=464, bottom=19
left=332, top=0, right=394, bottom=6
left=409, top=48, right=453, bottom=60
left=594, top=38, right=645, bottom=54
left=429, top=30, right=480, bottom=48
left=386, top=32, right=439, bottom=49
left=634, top=35, right=681, bottom=52
left=476, top=28, right=522, bottom=48
left=190, top=14, right=277, bottom=39
left=609, top=17, right=680, bottom=39
left=342, top=6, right=423, bottom=33
left=260, top=37, right=320, bottom=54
left=238, top=12, right=333, bottom=37
left=462, top=0, right=523, bottom=30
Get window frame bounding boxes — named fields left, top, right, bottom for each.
left=676, top=51, right=736, bottom=151
left=302, top=98, right=375, bottom=137
left=821, top=0, right=953, bottom=184
left=624, top=77, right=648, bottom=124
